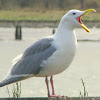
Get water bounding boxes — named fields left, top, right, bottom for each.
left=0, top=27, right=100, bottom=97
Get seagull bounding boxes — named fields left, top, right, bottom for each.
left=0, top=9, right=95, bottom=97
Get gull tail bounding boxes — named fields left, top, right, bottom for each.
left=0, top=76, right=26, bottom=87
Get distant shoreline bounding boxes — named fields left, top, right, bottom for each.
left=0, top=20, right=100, bottom=28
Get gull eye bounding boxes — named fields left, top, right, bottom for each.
left=73, top=13, right=76, bottom=15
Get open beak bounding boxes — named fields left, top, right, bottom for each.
left=76, top=9, right=96, bottom=33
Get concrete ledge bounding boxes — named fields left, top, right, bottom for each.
left=0, top=97, right=100, bottom=100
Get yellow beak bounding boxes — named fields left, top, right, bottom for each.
left=82, top=9, right=96, bottom=16
left=80, top=9, right=96, bottom=33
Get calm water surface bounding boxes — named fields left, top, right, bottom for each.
left=0, top=27, right=100, bottom=97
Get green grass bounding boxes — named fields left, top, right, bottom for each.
left=79, top=79, right=88, bottom=97
left=6, top=82, right=21, bottom=98
left=0, top=10, right=63, bottom=21
left=0, top=10, right=99, bottom=21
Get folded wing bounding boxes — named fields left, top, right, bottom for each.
left=0, top=37, right=56, bottom=87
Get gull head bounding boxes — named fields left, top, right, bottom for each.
left=61, top=9, right=96, bottom=33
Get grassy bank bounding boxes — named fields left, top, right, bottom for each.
left=0, top=10, right=99, bottom=21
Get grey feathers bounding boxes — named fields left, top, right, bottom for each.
left=0, top=37, right=56, bottom=87
left=11, top=37, right=56, bottom=75
left=0, top=76, right=26, bottom=87
left=23, top=38, right=54, bottom=58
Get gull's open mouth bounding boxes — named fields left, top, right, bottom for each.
left=76, top=9, right=96, bottom=33
left=76, top=15, right=90, bottom=33
left=77, top=16, right=82, bottom=24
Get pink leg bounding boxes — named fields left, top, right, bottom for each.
left=45, top=76, right=66, bottom=97
left=45, top=76, right=50, bottom=97
left=50, top=76, right=64, bottom=97
left=50, top=76, right=55, bottom=95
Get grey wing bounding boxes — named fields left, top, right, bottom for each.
left=23, top=37, right=54, bottom=58
left=0, top=37, right=56, bottom=87
left=11, top=37, right=56, bottom=75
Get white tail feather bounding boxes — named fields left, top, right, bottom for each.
left=12, top=54, right=23, bottom=66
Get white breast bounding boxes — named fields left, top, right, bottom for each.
left=36, top=30, right=77, bottom=77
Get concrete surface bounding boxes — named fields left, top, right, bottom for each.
left=0, top=97, right=100, bottom=100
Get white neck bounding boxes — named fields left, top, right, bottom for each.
left=53, top=19, right=77, bottom=49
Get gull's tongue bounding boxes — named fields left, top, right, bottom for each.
left=79, top=17, right=81, bottom=23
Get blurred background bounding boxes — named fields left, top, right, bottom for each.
left=0, top=0, right=99, bottom=10
left=0, top=0, right=99, bottom=21
left=0, top=0, right=100, bottom=98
